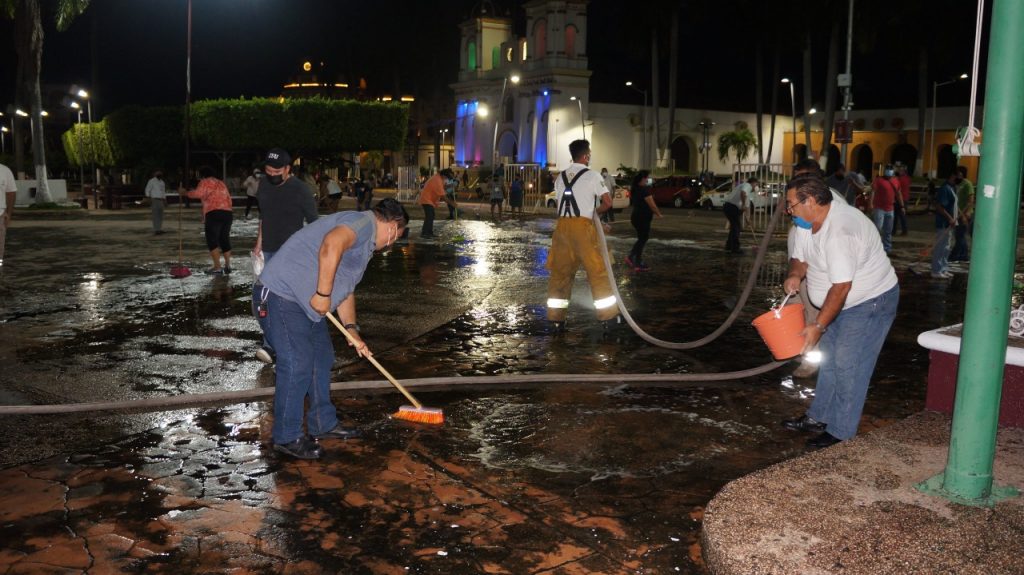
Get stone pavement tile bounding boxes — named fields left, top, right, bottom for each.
left=0, top=469, right=66, bottom=522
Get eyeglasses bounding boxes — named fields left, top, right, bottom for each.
left=785, top=198, right=806, bottom=214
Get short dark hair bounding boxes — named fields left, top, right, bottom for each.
left=569, top=139, right=590, bottom=161
left=787, top=174, right=833, bottom=206
left=374, top=198, right=409, bottom=226
left=794, top=158, right=823, bottom=177
left=956, top=165, right=968, bottom=177
left=198, top=166, right=215, bottom=179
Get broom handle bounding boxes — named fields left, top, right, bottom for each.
left=325, top=312, right=423, bottom=409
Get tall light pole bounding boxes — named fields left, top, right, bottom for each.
left=70, top=101, right=84, bottom=190
left=490, top=73, right=520, bottom=177
left=569, top=96, right=585, bottom=140
left=929, top=73, right=968, bottom=179
left=74, top=88, right=95, bottom=185
left=0, top=125, right=6, bottom=155
left=625, top=81, right=648, bottom=170
left=698, top=120, right=715, bottom=178
left=781, top=78, right=797, bottom=166
left=439, top=128, right=449, bottom=170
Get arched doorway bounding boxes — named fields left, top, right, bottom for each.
left=497, top=130, right=518, bottom=164
left=670, top=137, right=691, bottom=173
left=825, top=145, right=841, bottom=175
left=891, top=143, right=918, bottom=175
left=937, top=145, right=957, bottom=178
left=852, top=144, right=873, bottom=176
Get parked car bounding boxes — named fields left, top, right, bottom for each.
left=699, top=181, right=781, bottom=211
left=545, top=177, right=630, bottom=211
left=650, top=175, right=702, bottom=208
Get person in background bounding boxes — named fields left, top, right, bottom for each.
left=243, top=169, right=261, bottom=221
left=950, top=165, right=975, bottom=262
left=489, top=174, right=505, bottom=220
left=931, top=172, right=959, bottom=279
left=870, top=166, right=902, bottom=254
left=322, top=174, right=343, bottom=213
left=419, top=169, right=451, bottom=238
left=825, top=164, right=850, bottom=203
left=625, top=170, right=662, bottom=272
left=353, top=178, right=367, bottom=211
left=723, top=177, right=751, bottom=254
left=600, top=167, right=617, bottom=223
left=185, top=166, right=234, bottom=275
left=781, top=174, right=899, bottom=449
left=508, top=174, right=525, bottom=217
left=259, top=198, right=409, bottom=460
left=0, top=162, right=16, bottom=267
left=445, top=170, right=460, bottom=219
left=144, top=170, right=167, bottom=235
left=253, top=148, right=319, bottom=365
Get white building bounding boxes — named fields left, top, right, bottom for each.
left=451, top=0, right=791, bottom=176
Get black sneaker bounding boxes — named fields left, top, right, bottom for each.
left=781, top=415, right=826, bottom=433
left=806, top=431, right=843, bottom=449
left=223, top=266, right=232, bottom=275
left=315, top=424, right=363, bottom=440
left=602, top=315, right=623, bottom=330
left=273, top=436, right=323, bottom=460
left=204, top=268, right=224, bottom=275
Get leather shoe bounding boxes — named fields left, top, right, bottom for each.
left=316, top=424, right=363, bottom=440
left=273, top=436, right=323, bottom=460
left=781, top=415, right=826, bottom=433
left=806, top=431, right=843, bottom=449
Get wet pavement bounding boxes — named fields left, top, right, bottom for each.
left=0, top=199, right=988, bottom=573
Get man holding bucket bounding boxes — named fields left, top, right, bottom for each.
left=780, top=175, right=899, bottom=449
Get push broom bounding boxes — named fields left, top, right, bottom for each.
left=325, top=312, right=444, bottom=425
left=170, top=0, right=193, bottom=279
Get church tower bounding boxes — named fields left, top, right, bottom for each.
left=452, top=0, right=591, bottom=169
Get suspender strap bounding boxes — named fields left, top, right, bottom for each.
left=558, top=169, right=589, bottom=218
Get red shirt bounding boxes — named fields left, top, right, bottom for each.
left=897, top=174, right=912, bottom=202
left=187, top=177, right=233, bottom=215
left=872, top=178, right=897, bottom=211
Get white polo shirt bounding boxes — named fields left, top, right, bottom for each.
left=0, top=163, right=16, bottom=216
left=791, top=199, right=898, bottom=309
left=555, top=162, right=608, bottom=219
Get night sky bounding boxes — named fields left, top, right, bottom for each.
left=1, top=0, right=988, bottom=121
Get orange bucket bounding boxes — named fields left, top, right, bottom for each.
left=752, top=303, right=806, bottom=360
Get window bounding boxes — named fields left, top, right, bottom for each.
left=504, top=95, right=514, bottom=123
left=492, top=46, right=499, bottom=70
left=565, top=25, right=577, bottom=58
left=521, top=40, right=528, bottom=61
left=506, top=47, right=513, bottom=63
left=468, top=41, right=477, bottom=70
left=533, top=19, right=547, bottom=59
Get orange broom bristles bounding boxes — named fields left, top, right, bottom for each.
left=393, top=405, right=445, bottom=425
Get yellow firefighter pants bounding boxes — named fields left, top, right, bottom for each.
left=546, top=217, right=618, bottom=322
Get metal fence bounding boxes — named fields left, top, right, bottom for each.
left=395, top=166, right=420, bottom=202
left=733, top=163, right=786, bottom=233
left=501, top=163, right=545, bottom=213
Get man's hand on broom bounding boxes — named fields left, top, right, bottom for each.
left=347, top=332, right=372, bottom=358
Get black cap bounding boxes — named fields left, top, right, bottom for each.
left=264, top=148, right=291, bottom=169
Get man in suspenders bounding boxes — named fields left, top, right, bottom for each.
left=546, top=139, right=619, bottom=331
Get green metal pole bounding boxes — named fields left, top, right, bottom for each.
left=938, top=0, right=1024, bottom=504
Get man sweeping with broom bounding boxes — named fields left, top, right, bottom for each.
left=257, top=198, right=411, bottom=460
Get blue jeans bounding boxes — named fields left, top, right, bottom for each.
left=264, top=292, right=339, bottom=444
left=808, top=283, right=899, bottom=440
left=872, top=209, right=894, bottom=253
left=931, top=227, right=953, bottom=274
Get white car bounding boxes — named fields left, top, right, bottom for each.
left=699, top=182, right=780, bottom=211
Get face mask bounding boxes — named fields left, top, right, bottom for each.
left=266, top=174, right=284, bottom=186
left=792, top=216, right=813, bottom=229
left=646, top=177, right=653, bottom=186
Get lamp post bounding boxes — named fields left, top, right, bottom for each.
left=70, top=101, right=84, bottom=190
left=698, top=120, right=715, bottom=177
left=781, top=78, right=797, bottom=166
left=74, top=88, right=96, bottom=185
left=439, top=128, right=449, bottom=170
left=570, top=96, right=585, bottom=140
left=929, top=73, right=968, bottom=179
left=490, top=73, right=520, bottom=176
left=625, top=81, right=648, bottom=169
left=0, top=126, right=6, bottom=154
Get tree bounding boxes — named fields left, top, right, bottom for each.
left=717, top=128, right=758, bottom=167
left=3, top=0, right=90, bottom=203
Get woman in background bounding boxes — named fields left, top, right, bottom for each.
left=625, top=170, right=661, bottom=271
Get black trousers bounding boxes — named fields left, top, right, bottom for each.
left=421, top=204, right=436, bottom=237
left=630, top=214, right=652, bottom=262
left=724, top=203, right=741, bottom=252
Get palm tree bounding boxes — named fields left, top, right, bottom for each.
left=717, top=128, right=758, bottom=168
left=3, top=0, right=90, bottom=204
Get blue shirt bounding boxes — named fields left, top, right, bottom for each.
left=934, top=183, right=957, bottom=229
left=260, top=211, right=377, bottom=322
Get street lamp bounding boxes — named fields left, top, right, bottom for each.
left=625, top=81, right=648, bottom=169
left=0, top=126, right=7, bottom=155
left=929, top=73, right=968, bottom=179
left=72, top=87, right=95, bottom=184
left=439, top=128, right=449, bottom=170
left=490, top=73, right=519, bottom=177
left=698, top=120, right=715, bottom=177
left=569, top=96, right=585, bottom=140
left=69, top=101, right=85, bottom=189
left=781, top=78, right=797, bottom=165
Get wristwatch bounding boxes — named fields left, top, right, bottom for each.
left=344, top=323, right=360, bottom=333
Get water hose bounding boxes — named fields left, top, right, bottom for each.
left=0, top=363, right=784, bottom=415
left=595, top=196, right=787, bottom=350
